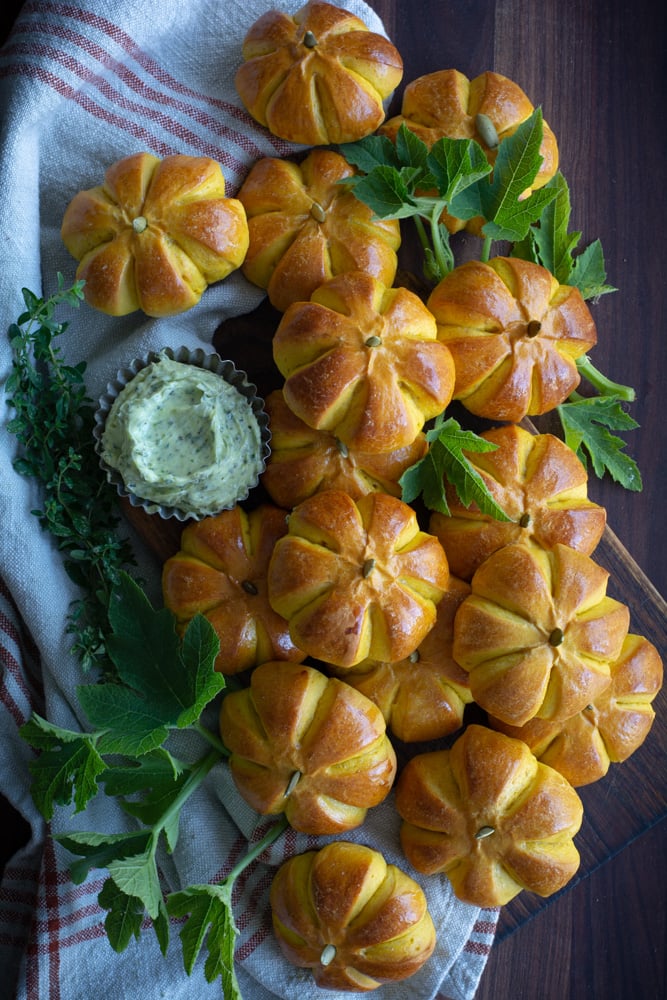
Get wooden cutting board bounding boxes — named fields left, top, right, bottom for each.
left=122, top=296, right=667, bottom=941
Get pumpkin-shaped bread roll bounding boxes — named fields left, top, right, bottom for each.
left=267, top=490, right=450, bottom=669
left=218, top=661, right=396, bottom=834
left=379, top=68, right=558, bottom=234
left=429, top=424, right=607, bottom=580
left=270, top=841, right=436, bottom=990
left=427, top=257, right=597, bottom=422
left=489, top=633, right=663, bottom=786
left=273, top=271, right=455, bottom=453
left=453, top=542, right=630, bottom=725
left=261, top=390, right=427, bottom=508
left=162, top=505, right=305, bottom=675
left=334, top=576, right=473, bottom=743
left=395, top=724, right=583, bottom=907
left=235, top=1, right=403, bottom=146
left=61, top=152, right=248, bottom=317
left=237, top=150, right=400, bottom=312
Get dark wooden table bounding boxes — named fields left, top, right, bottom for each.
left=359, top=3, right=667, bottom=998
left=2, top=2, right=665, bottom=998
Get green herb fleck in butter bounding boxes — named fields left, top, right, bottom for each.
left=101, top=355, right=263, bottom=516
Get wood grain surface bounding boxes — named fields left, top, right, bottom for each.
left=2, top=2, right=665, bottom=998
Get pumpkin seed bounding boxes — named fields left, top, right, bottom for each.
left=362, top=558, right=376, bottom=578
left=519, top=512, right=531, bottom=528
left=475, top=113, right=499, bottom=149
left=310, top=201, right=326, bottom=222
left=285, top=770, right=301, bottom=797
left=474, top=825, right=495, bottom=840
left=320, top=944, right=336, bottom=966
left=526, top=320, right=542, bottom=338
left=549, top=627, right=565, bottom=646
left=365, top=335, right=382, bottom=348
left=303, top=30, right=318, bottom=48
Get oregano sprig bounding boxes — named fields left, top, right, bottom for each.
left=5, top=275, right=136, bottom=675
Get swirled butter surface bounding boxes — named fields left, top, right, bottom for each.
left=101, top=355, right=263, bottom=515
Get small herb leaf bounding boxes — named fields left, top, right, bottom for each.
left=400, top=416, right=511, bottom=520
left=168, top=884, right=241, bottom=997
left=557, top=396, right=642, bottom=490
left=56, top=829, right=151, bottom=885
left=477, top=109, right=558, bottom=241
left=98, top=877, right=146, bottom=953
left=20, top=715, right=106, bottom=819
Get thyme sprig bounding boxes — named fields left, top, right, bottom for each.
left=5, top=275, right=136, bottom=675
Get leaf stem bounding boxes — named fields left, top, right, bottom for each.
left=224, top=816, right=289, bottom=883
left=480, top=235, right=493, bottom=262
left=193, top=721, right=230, bottom=757
left=412, top=214, right=431, bottom=257
left=429, top=202, right=453, bottom=280
left=576, top=355, right=636, bottom=401
left=155, top=749, right=221, bottom=842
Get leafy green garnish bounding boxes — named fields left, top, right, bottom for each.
left=469, top=109, right=559, bottom=242
left=511, top=171, right=616, bottom=299
left=168, top=817, right=289, bottom=999
left=19, top=570, right=282, bottom=998
left=341, top=123, right=491, bottom=281
left=4, top=275, right=136, bottom=676
left=341, top=109, right=556, bottom=281
left=19, top=714, right=107, bottom=820
left=20, top=572, right=226, bottom=815
left=400, top=414, right=511, bottom=519
left=557, top=395, right=642, bottom=490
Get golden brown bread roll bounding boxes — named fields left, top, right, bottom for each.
left=489, top=633, right=664, bottom=785
left=162, top=505, right=305, bottom=675
left=380, top=68, right=558, bottom=234
left=452, top=542, right=630, bottom=725
left=395, top=724, right=583, bottom=907
left=270, top=841, right=436, bottom=990
left=218, top=660, right=397, bottom=834
left=267, top=489, right=450, bottom=669
left=61, top=152, right=248, bottom=317
left=273, top=270, right=455, bottom=454
left=429, top=424, right=607, bottom=580
left=333, top=575, right=472, bottom=742
left=237, top=149, right=401, bottom=312
left=235, top=2, right=403, bottom=145
left=427, top=256, right=598, bottom=422
left=261, top=389, right=427, bottom=509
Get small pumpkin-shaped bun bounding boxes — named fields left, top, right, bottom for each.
left=429, top=424, right=607, bottom=580
left=270, top=841, right=436, bottom=990
left=453, top=542, right=630, bottom=726
left=237, top=150, right=401, bottom=312
left=261, top=389, right=427, bottom=508
left=219, top=660, right=397, bottom=834
left=162, top=505, right=305, bottom=675
left=235, top=1, right=403, bottom=146
left=61, top=152, right=249, bottom=317
left=380, top=69, right=558, bottom=234
left=489, top=633, right=663, bottom=786
left=268, top=490, right=450, bottom=669
left=396, top=725, right=583, bottom=907
left=427, top=256, right=597, bottom=422
left=274, top=271, right=455, bottom=453
left=335, top=576, right=473, bottom=743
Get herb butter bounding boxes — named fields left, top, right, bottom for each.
left=100, top=355, right=264, bottom=516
